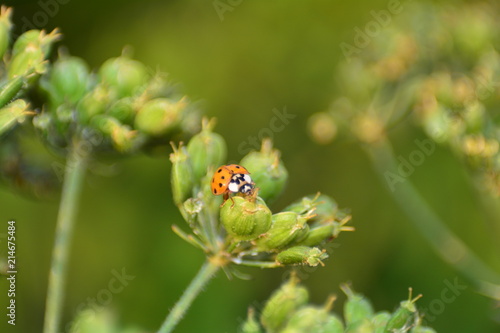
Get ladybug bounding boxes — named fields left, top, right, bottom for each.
left=211, top=164, right=254, bottom=200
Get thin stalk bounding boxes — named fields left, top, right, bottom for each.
left=43, top=139, right=89, bottom=333
left=158, top=259, right=220, bottom=333
left=366, top=139, right=500, bottom=300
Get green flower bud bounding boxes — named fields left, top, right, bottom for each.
left=170, top=142, right=194, bottom=206
left=8, top=44, right=46, bottom=79
left=0, top=100, right=31, bottom=136
left=220, top=195, right=271, bottom=241
left=99, top=55, right=149, bottom=98
left=240, top=138, right=287, bottom=203
left=134, top=97, right=185, bottom=136
left=0, top=75, right=24, bottom=109
left=240, top=308, right=262, bottom=333
left=12, top=29, right=60, bottom=58
left=261, top=276, right=309, bottom=332
left=384, top=289, right=422, bottom=333
left=0, top=6, right=13, bottom=59
left=255, top=211, right=310, bottom=251
left=107, top=98, right=135, bottom=124
left=43, top=56, right=90, bottom=105
left=294, top=222, right=335, bottom=247
left=76, top=86, right=110, bottom=124
left=187, top=118, right=227, bottom=183
left=276, top=246, right=328, bottom=267
left=341, top=284, right=374, bottom=326
left=372, top=312, right=391, bottom=333
left=281, top=302, right=344, bottom=333
left=91, top=115, right=136, bottom=152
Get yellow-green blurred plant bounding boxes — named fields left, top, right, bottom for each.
left=239, top=276, right=436, bottom=333
left=308, top=1, right=500, bottom=300
left=161, top=120, right=353, bottom=332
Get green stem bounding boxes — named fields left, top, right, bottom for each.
left=158, top=259, right=220, bottom=333
left=43, top=139, right=89, bottom=333
left=366, top=139, right=500, bottom=300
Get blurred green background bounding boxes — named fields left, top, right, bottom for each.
left=1, top=0, right=499, bottom=332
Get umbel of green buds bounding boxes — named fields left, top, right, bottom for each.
left=187, top=118, right=227, bottom=183
left=280, top=297, right=344, bottom=333
left=220, top=195, right=271, bottom=241
left=240, top=308, right=262, bottom=333
left=260, top=275, right=309, bottom=332
left=240, top=138, right=288, bottom=203
left=276, top=246, right=328, bottom=267
left=255, top=211, right=310, bottom=251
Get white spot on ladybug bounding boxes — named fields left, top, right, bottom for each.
left=228, top=182, right=240, bottom=193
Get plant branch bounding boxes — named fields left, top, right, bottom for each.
left=43, top=138, right=89, bottom=333
left=366, top=139, right=500, bottom=300
left=157, top=259, right=220, bottom=333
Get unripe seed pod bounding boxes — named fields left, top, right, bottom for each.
left=8, top=44, right=46, bottom=79
left=341, top=284, right=374, bottom=326
left=240, top=138, right=287, bottom=203
left=255, top=211, right=309, bottom=251
left=260, top=276, right=309, bottom=332
left=0, top=99, right=31, bottom=136
left=0, top=75, right=24, bottom=109
left=91, top=115, right=135, bottom=152
left=99, top=56, right=149, bottom=98
left=220, top=196, right=272, bottom=241
left=76, top=87, right=110, bottom=124
left=169, top=142, right=194, bottom=206
left=294, top=222, right=334, bottom=247
left=281, top=306, right=344, bottom=333
left=187, top=118, right=227, bottom=183
left=372, top=311, right=391, bottom=333
left=0, top=6, right=13, bottom=59
left=345, top=318, right=374, bottom=333
left=134, top=97, right=185, bottom=136
left=11, top=29, right=60, bottom=58
left=384, top=289, right=422, bottom=333
left=44, top=56, right=90, bottom=105
left=107, top=98, right=135, bottom=124
left=240, top=308, right=262, bottom=333
left=276, top=246, right=328, bottom=267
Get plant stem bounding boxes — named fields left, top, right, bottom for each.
left=158, top=259, right=220, bottom=333
left=366, top=139, right=500, bottom=300
left=43, top=139, right=89, bottom=333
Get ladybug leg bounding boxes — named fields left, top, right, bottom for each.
left=220, top=192, right=229, bottom=207
left=230, top=196, right=235, bottom=208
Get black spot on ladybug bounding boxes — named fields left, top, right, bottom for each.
left=218, top=183, right=223, bottom=187
left=235, top=165, right=240, bottom=168
left=217, top=168, right=222, bottom=173
left=213, top=189, right=217, bottom=194
left=221, top=176, right=225, bottom=179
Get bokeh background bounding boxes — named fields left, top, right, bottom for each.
left=1, top=0, right=499, bottom=332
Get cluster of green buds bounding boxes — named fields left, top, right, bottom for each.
left=240, top=276, right=436, bottom=333
left=34, top=49, right=198, bottom=153
left=0, top=6, right=62, bottom=195
left=307, top=2, right=500, bottom=196
left=170, top=123, right=352, bottom=270
left=0, top=6, right=59, bottom=137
